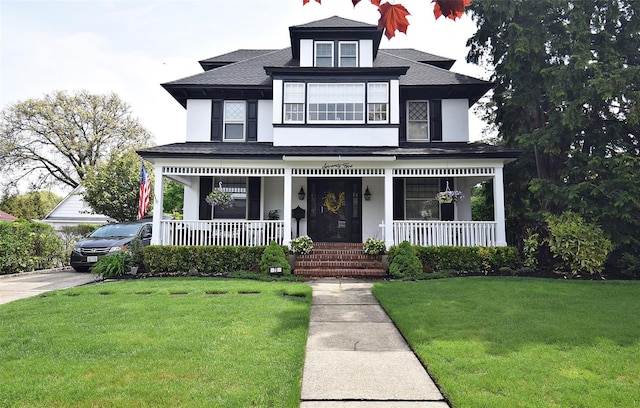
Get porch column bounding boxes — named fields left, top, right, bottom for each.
left=384, top=167, right=394, bottom=248
left=283, top=168, right=292, bottom=246
left=151, top=163, right=164, bottom=245
left=494, top=165, right=507, bottom=246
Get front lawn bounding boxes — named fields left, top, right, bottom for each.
left=373, top=278, right=640, bottom=408
left=0, top=278, right=311, bottom=407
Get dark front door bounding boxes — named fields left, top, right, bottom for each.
left=307, top=178, right=362, bottom=243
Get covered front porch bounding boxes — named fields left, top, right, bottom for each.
left=149, top=156, right=508, bottom=248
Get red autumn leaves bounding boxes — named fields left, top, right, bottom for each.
left=303, top=0, right=472, bottom=39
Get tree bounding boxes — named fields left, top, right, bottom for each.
left=467, top=0, right=640, bottom=275
left=0, top=190, right=62, bottom=220
left=82, top=149, right=152, bottom=222
left=163, top=180, right=184, bottom=217
left=304, top=0, right=471, bottom=39
left=0, top=90, right=153, bottom=192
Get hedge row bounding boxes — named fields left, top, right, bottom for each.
left=143, top=245, right=289, bottom=275
left=388, top=244, right=521, bottom=273
left=0, top=221, right=65, bottom=274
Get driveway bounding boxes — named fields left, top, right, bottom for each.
left=0, top=269, right=100, bottom=305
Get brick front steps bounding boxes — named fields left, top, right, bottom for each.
left=293, top=242, right=387, bottom=278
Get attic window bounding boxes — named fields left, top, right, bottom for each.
left=315, top=42, right=333, bottom=67
left=339, top=42, right=358, bottom=67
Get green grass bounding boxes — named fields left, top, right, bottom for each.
left=0, top=278, right=311, bottom=407
left=373, top=278, right=640, bottom=408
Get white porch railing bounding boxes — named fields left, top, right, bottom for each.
left=159, top=220, right=285, bottom=246
left=393, top=221, right=497, bottom=247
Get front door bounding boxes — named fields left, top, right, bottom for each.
left=307, top=178, right=362, bottom=243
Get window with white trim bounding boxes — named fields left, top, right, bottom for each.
left=339, top=41, right=358, bottom=67
left=224, top=101, right=245, bottom=141
left=315, top=41, right=333, bottom=67
left=213, top=176, right=247, bottom=219
left=307, top=83, right=365, bottom=123
left=283, top=83, right=305, bottom=123
left=407, top=101, right=429, bottom=141
left=405, top=178, right=440, bottom=220
left=367, top=83, right=389, bottom=123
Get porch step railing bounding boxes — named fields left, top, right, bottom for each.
left=159, top=220, right=284, bottom=246
left=393, top=221, right=497, bottom=247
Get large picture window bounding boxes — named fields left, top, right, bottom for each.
left=283, top=83, right=305, bottom=123
left=405, top=178, right=440, bottom=220
left=407, top=101, right=429, bottom=141
left=314, top=41, right=333, bottom=67
left=307, top=83, right=365, bottom=123
left=224, top=101, right=245, bottom=141
left=367, top=83, right=389, bottom=123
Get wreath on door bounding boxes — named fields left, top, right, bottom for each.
left=323, top=192, right=345, bottom=214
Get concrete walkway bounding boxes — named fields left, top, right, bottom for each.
left=0, top=270, right=99, bottom=304
left=301, top=278, right=450, bottom=407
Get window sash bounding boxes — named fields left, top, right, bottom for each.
left=307, top=83, right=365, bottom=123
left=367, top=83, right=389, bottom=123
left=407, top=101, right=429, bottom=141
left=315, top=41, right=333, bottom=67
left=405, top=178, right=440, bottom=220
left=339, top=42, right=358, bottom=67
left=224, top=101, right=245, bottom=141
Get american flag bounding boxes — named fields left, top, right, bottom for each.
left=138, top=162, right=151, bottom=220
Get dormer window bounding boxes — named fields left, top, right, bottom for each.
left=339, top=42, right=358, bottom=67
left=315, top=42, right=333, bottom=67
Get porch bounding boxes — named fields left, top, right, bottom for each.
left=157, top=219, right=499, bottom=247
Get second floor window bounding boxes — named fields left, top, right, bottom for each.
left=367, top=83, right=389, bottom=123
left=307, top=83, right=365, bottom=123
left=224, top=101, right=245, bottom=141
left=284, top=83, right=305, bottom=123
left=315, top=42, right=333, bottom=67
left=407, top=101, right=430, bottom=141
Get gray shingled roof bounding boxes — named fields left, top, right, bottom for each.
left=291, top=16, right=376, bottom=29
left=165, top=47, right=486, bottom=88
left=138, top=142, right=519, bottom=161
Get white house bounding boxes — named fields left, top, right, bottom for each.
left=41, top=186, right=112, bottom=230
left=138, top=16, right=517, bottom=252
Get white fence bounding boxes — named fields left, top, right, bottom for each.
left=159, top=220, right=285, bottom=246
left=393, top=221, right=497, bottom=247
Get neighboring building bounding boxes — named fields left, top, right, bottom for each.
left=41, top=186, right=112, bottom=230
left=138, top=16, right=518, bottom=249
left=0, top=210, right=17, bottom=222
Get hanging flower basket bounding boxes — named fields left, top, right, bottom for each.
left=436, top=181, right=464, bottom=204
left=206, top=182, right=234, bottom=209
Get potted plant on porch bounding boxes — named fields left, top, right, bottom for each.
left=206, top=182, right=233, bottom=219
left=436, top=181, right=464, bottom=204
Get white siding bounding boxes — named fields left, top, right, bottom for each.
left=300, top=39, right=313, bottom=67
left=272, top=79, right=283, bottom=124
left=390, top=80, right=400, bottom=124
left=183, top=183, right=200, bottom=221
left=442, top=99, right=469, bottom=142
left=273, top=127, right=398, bottom=147
left=186, top=99, right=212, bottom=142
left=258, top=100, right=274, bottom=142
left=361, top=177, right=384, bottom=240
left=360, top=39, right=373, bottom=67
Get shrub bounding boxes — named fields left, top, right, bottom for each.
left=388, top=244, right=521, bottom=273
left=389, top=240, right=423, bottom=278
left=260, top=240, right=292, bottom=275
left=290, top=235, right=313, bottom=255
left=128, top=237, right=145, bottom=273
left=91, top=252, right=130, bottom=277
left=143, top=245, right=275, bottom=275
left=0, top=221, right=65, bottom=274
left=363, top=238, right=386, bottom=255
left=545, top=212, right=613, bottom=277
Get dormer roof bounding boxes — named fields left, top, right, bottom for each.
left=289, top=16, right=383, bottom=59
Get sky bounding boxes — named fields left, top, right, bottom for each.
left=0, top=0, right=492, bottom=151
